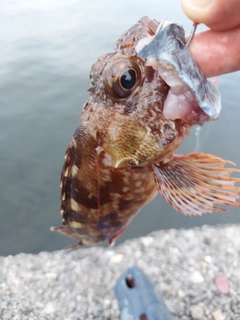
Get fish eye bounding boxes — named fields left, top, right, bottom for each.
left=103, top=59, right=141, bottom=100
left=119, top=68, right=136, bottom=90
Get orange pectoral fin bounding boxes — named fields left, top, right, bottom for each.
left=153, top=153, right=240, bottom=216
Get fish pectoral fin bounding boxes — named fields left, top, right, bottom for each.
left=153, top=152, right=240, bottom=216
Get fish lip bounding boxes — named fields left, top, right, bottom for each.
left=136, top=21, right=221, bottom=121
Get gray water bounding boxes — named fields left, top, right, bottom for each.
left=1, top=0, right=240, bottom=256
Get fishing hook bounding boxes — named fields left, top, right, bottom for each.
left=186, top=22, right=199, bottom=47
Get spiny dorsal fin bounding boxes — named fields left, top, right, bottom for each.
left=153, top=153, right=240, bottom=216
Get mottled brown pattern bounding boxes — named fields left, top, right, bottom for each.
left=71, top=177, right=98, bottom=210
left=52, top=17, right=240, bottom=247
left=55, top=121, right=157, bottom=245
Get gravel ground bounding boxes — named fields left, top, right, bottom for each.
left=1, top=225, right=240, bottom=320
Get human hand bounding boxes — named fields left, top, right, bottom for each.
left=181, top=0, right=240, bottom=77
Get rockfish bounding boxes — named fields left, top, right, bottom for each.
left=52, top=17, right=240, bottom=248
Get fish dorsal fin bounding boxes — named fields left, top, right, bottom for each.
left=153, top=153, right=240, bottom=216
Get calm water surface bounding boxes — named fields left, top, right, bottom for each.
left=1, top=0, right=240, bottom=256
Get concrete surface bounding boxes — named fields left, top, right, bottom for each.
left=1, top=225, right=240, bottom=319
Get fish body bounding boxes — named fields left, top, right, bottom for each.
left=52, top=17, right=240, bottom=247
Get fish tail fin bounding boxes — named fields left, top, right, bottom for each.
left=153, top=152, right=240, bottom=216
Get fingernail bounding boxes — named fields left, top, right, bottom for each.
left=188, top=0, right=211, bottom=7
left=181, top=0, right=212, bottom=19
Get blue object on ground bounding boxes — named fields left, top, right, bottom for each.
left=114, top=266, right=172, bottom=320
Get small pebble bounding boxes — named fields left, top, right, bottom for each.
left=204, top=255, right=213, bottom=263
left=110, top=254, right=124, bottom=263
left=189, top=271, right=204, bottom=283
left=184, top=230, right=195, bottom=238
left=71, top=310, right=82, bottom=318
left=141, top=237, right=153, bottom=246
left=190, top=305, right=204, bottom=319
left=45, top=272, right=57, bottom=280
left=214, top=275, right=230, bottom=295
left=103, top=299, right=111, bottom=307
left=44, top=302, right=55, bottom=314
left=212, top=310, right=225, bottom=320
left=177, top=289, right=185, bottom=298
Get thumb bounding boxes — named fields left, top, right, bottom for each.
left=181, top=0, right=240, bottom=31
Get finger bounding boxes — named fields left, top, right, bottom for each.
left=188, top=27, right=240, bottom=77
left=181, top=0, right=240, bottom=31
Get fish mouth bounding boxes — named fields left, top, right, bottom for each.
left=136, top=18, right=221, bottom=124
